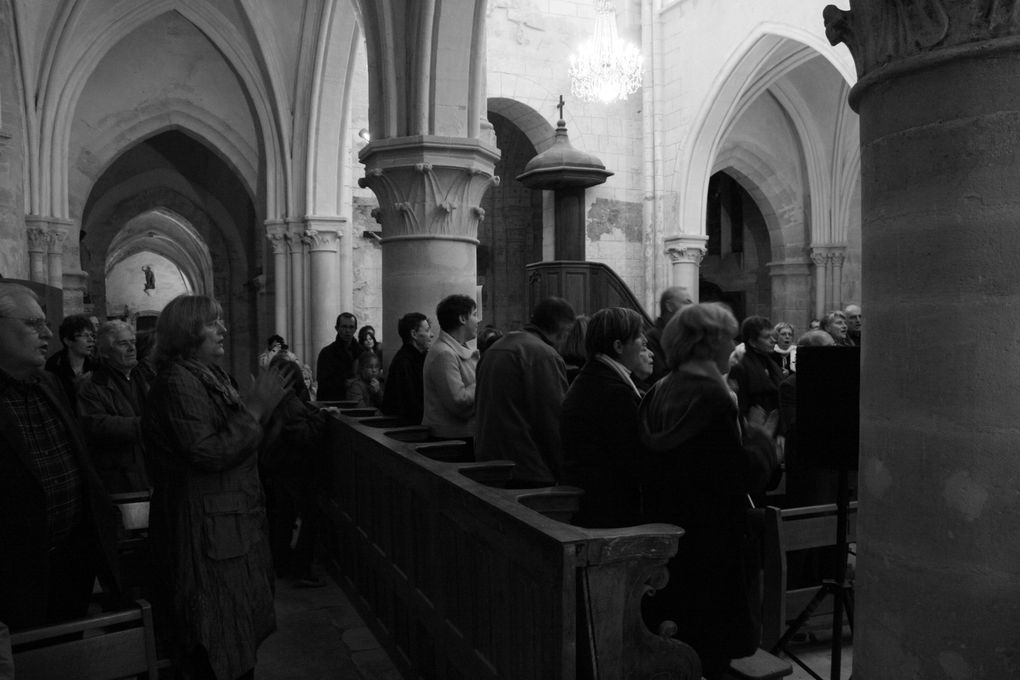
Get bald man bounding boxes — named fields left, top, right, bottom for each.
left=644, top=286, right=693, bottom=385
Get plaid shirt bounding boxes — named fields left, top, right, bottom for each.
left=0, top=370, right=83, bottom=548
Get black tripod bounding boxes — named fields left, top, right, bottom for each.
left=770, top=468, right=854, bottom=680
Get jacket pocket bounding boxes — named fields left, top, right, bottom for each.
left=202, top=491, right=252, bottom=560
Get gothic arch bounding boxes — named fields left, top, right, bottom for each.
left=35, top=1, right=285, bottom=219
left=86, top=111, right=257, bottom=207
left=712, top=141, right=806, bottom=262
left=675, top=26, right=855, bottom=244
left=105, top=207, right=214, bottom=295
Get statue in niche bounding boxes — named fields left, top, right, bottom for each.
left=142, top=265, right=155, bottom=295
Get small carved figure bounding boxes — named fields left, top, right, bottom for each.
left=142, top=265, right=155, bottom=295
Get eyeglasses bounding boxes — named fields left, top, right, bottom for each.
left=0, top=316, right=51, bottom=333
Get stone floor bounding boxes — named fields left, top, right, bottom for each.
left=780, top=632, right=853, bottom=680
left=256, top=573, right=401, bottom=680
left=258, top=567, right=851, bottom=680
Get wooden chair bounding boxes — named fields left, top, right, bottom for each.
left=110, top=491, right=153, bottom=602
left=11, top=600, right=158, bottom=679
left=761, top=503, right=858, bottom=651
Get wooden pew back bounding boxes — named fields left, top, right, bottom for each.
left=319, top=412, right=700, bottom=680
left=11, top=600, right=158, bottom=680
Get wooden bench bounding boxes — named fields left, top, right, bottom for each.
left=318, top=413, right=701, bottom=680
left=11, top=600, right=158, bottom=679
left=761, top=503, right=858, bottom=651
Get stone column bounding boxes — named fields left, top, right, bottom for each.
left=303, top=218, right=343, bottom=364
left=358, top=136, right=499, bottom=351
left=810, top=247, right=831, bottom=319
left=265, top=220, right=288, bottom=340
left=830, top=249, right=845, bottom=311
left=664, top=234, right=708, bottom=301
left=824, top=3, right=1020, bottom=677
left=26, top=223, right=48, bottom=283
left=45, top=223, right=68, bottom=290
left=285, top=221, right=306, bottom=363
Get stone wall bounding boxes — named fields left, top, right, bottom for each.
left=0, top=0, right=25, bottom=278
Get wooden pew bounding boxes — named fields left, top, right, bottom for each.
left=760, top=503, right=858, bottom=652
left=11, top=600, right=158, bottom=679
left=318, top=411, right=701, bottom=680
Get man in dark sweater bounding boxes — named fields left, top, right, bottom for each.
left=381, top=312, right=432, bottom=425
left=315, top=312, right=363, bottom=401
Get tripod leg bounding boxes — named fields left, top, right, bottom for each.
left=770, top=583, right=834, bottom=655
left=842, top=584, right=854, bottom=631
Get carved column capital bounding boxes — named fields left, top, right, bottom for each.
left=825, top=1, right=1020, bottom=105
left=664, top=234, right=709, bottom=266
left=303, top=228, right=342, bottom=252
left=357, top=135, right=499, bottom=244
left=665, top=246, right=705, bottom=266
left=27, top=227, right=49, bottom=254
left=46, top=226, right=68, bottom=254
left=265, top=220, right=289, bottom=254
left=811, top=245, right=846, bottom=267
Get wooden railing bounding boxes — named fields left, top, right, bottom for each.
left=316, top=406, right=699, bottom=680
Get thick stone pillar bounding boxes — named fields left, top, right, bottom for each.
left=304, top=218, right=343, bottom=364
left=664, top=234, right=708, bottom=301
left=825, top=3, right=1020, bottom=677
left=285, top=221, right=306, bottom=364
left=358, top=136, right=499, bottom=352
left=265, top=221, right=288, bottom=340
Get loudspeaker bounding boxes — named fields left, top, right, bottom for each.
left=795, top=345, right=860, bottom=471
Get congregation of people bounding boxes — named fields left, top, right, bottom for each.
left=0, top=275, right=861, bottom=680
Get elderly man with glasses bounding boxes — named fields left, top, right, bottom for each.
left=0, top=283, right=121, bottom=632
left=78, top=320, right=151, bottom=493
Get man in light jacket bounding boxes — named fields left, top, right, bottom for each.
left=422, top=295, right=480, bottom=452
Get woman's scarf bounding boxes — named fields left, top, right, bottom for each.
left=178, top=358, right=243, bottom=407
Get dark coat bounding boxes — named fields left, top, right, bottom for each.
left=143, top=361, right=274, bottom=680
left=381, top=342, right=426, bottom=426
left=639, top=366, right=777, bottom=673
left=45, top=348, right=99, bottom=406
left=475, top=326, right=568, bottom=485
left=0, top=370, right=121, bottom=630
left=315, top=337, right=363, bottom=401
left=560, top=358, right=643, bottom=527
left=78, top=364, right=150, bottom=492
left=727, top=346, right=783, bottom=418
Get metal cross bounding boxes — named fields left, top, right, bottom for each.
left=557, top=95, right=565, bottom=120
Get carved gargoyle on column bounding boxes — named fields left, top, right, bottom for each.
left=823, top=3, right=1020, bottom=678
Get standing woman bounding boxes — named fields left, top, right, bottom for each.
left=560, top=307, right=647, bottom=528
left=143, top=296, right=287, bottom=680
left=639, top=303, right=778, bottom=679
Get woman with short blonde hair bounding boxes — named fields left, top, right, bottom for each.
left=639, top=303, right=778, bottom=679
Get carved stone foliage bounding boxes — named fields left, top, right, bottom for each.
left=666, top=246, right=705, bottom=266
left=264, top=221, right=288, bottom=255
left=359, top=150, right=500, bottom=241
left=825, top=0, right=1020, bottom=79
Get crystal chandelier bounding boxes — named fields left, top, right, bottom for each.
left=568, top=0, right=643, bottom=103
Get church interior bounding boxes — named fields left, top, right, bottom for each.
left=0, top=0, right=1016, bottom=678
